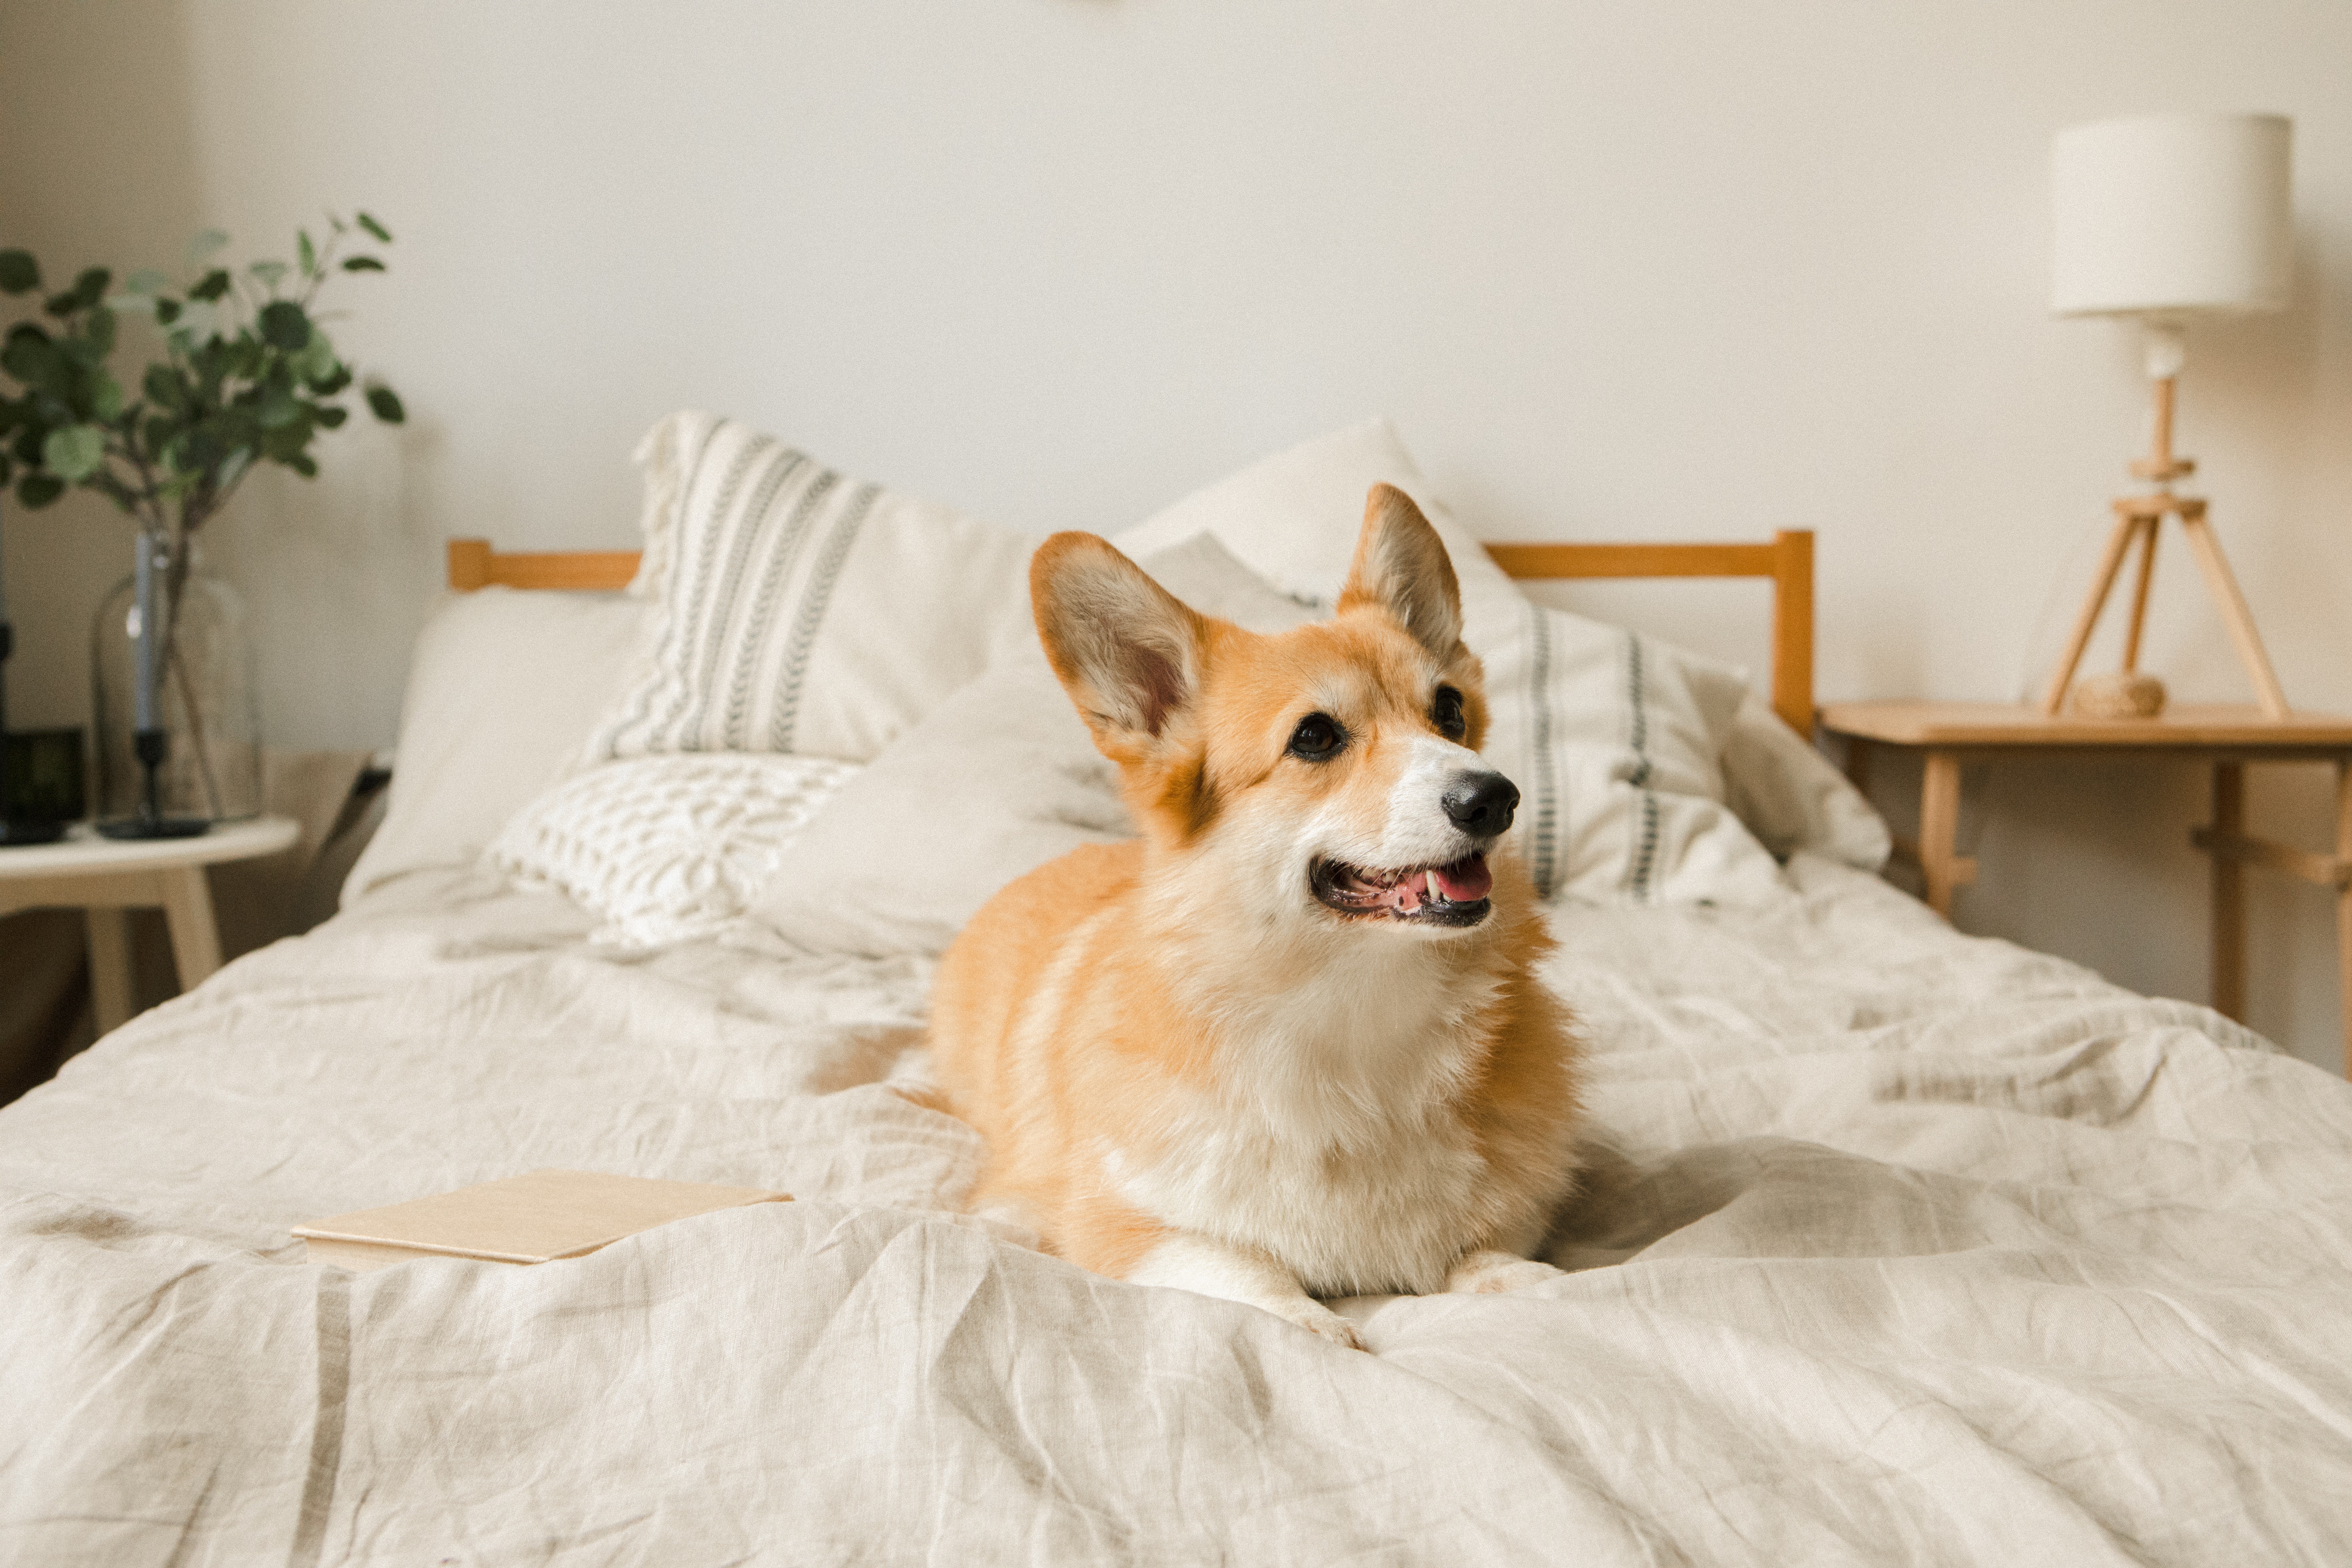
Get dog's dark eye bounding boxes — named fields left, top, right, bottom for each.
left=1433, top=685, right=1466, bottom=741
left=1287, top=713, right=1345, bottom=761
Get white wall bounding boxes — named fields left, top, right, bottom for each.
left=3, top=1, right=2347, bottom=1068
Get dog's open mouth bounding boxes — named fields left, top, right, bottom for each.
left=1311, top=853, right=1493, bottom=926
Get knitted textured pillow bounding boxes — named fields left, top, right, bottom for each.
left=487, top=752, right=858, bottom=946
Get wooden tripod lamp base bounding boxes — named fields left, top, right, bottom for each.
left=2041, top=368, right=2291, bottom=721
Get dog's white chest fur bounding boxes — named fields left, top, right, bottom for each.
left=1113, top=947, right=1504, bottom=1297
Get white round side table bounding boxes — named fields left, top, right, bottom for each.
left=0, top=817, right=300, bottom=1034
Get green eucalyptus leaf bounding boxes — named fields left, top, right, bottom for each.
left=293, top=332, right=337, bottom=382
left=260, top=416, right=313, bottom=462
left=0, top=250, right=39, bottom=294
left=297, top=229, right=317, bottom=276
left=0, top=454, right=10, bottom=486
left=313, top=402, right=348, bottom=429
left=143, top=365, right=187, bottom=409
left=11, top=427, right=43, bottom=467
left=186, top=229, right=230, bottom=267
left=42, top=424, right=105, bottom=481
left=125, top=269, right=169, bottom=296
left=256, top=383, right=303, bottom=429
left=92, top=372, right=123, bottom=422
left=42, top=290, right=81, bottom=318
left=356, top=212, right=392, bottom=243
left=16, top=472, right=64, bottom=507
left=1, top=324, right=56, bottom=385
left=1, top=332, right=72, bottom=401
left=71, top=268, right=110, bottom=308
left=364, top=383, right=405, bottom=424
left=83, top=307, right=116, bottom=358
left=212, top=406, right=260, bottom=449
left=154, top=298, right=183, bottom=326
left=308, top=362, right=352, bottom=397
left=341, top=256, right=386, bottom=273
left=249, top=259, right=289, bottom=290
left=189, top=269, right=231, bottom=303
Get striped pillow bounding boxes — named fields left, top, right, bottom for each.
left=1481, top=600, right=1784, bottom=907
left=588, top=412, right=1036, bottom=764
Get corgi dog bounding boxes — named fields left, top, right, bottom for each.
left=929, top=485, right=1581, bottom=1349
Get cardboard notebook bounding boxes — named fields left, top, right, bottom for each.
left=292, top=1168, right=791, bottom=1273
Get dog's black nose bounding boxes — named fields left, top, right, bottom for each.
left=1442, top=772, right=1519, bottom=837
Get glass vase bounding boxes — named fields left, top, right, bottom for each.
left=90, top=534, right=262, bottom=824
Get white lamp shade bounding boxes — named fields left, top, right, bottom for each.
left=2050, top=113, right=2292, bottom=318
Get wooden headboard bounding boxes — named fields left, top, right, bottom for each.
left=448, top=528, right=1816, bottom=735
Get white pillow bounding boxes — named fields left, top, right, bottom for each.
left=1120, top=421, right=1786, bottom=905
left=1719, top=692, right=1892, bottom=870
left=488, top=752, right=858, bottom=946
left=587, top=412, right=1036, bottom=765
left=750, top=534, right=1315, bottom=957
left=1116, top=417, right=1529, bottom=659
left=343, top=588, right=646, bottom=906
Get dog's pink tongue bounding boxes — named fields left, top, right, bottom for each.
left=1434, top=855, right=1492, bottom=903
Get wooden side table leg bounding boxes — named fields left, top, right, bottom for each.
left=84, top=907, right=135, bottom=1036
left=1843, top=736, right=1874, bottom=796
left=1919, top=750, right=1969, bottom=919
left=2336, top=760, right=2351, bottom=1078
left=159, top=866, right=225, bottom=993
left=2210, top=762, right=2246, bottom=1023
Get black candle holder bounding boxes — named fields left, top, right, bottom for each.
left=94, top=728, right=207, bottom=840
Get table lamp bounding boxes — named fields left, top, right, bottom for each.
left=2041, top=111, right=2294, bottom=720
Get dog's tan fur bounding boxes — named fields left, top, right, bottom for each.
left=930, top=486, right=1582, bottom=1348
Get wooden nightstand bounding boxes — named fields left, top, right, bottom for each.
left=0, top=817, right=300, bottom=1035
left=1817, top=702, right=2352, bottom=1073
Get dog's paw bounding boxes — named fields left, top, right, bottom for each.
left=1264, top=1297, right=1368, bottom=1351
left=1444, top=1249, right=1564, bottom=1295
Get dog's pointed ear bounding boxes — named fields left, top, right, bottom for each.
left=1031, top=533, right=1208, bottom=749
left=1337, top=484, right=1463, bottom=660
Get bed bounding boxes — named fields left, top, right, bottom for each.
left=4, top=418, right=2350, bottom=1566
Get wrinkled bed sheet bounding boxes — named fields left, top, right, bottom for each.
left=3, top=856, right=2350, bottom=1565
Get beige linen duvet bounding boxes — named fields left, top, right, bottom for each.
left=3, top=855, right=2350, bottom=1564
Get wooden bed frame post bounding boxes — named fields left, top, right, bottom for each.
left=447, top=538, right=493, bottom=593
left=1482, top=529, right=1818, bottom=737
left=1771, top=530, right=1814, bottom=740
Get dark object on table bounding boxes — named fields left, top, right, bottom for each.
left=2, top=728, right=84, bottom=838
left=0, top=592, right=68, bottom=846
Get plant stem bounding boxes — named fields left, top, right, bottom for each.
left=159, top=549, right=224, bottom=817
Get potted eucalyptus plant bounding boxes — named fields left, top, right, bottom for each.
left=0, top=214, right=405, bottom=834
